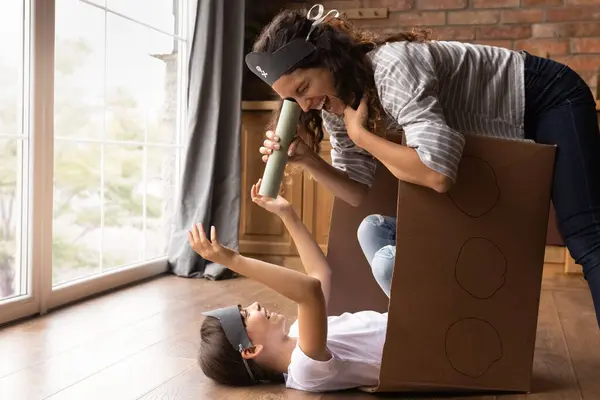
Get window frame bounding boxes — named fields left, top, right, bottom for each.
left=0, top=0, right=190, bottom=326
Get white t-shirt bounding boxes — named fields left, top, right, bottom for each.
left=284, top=310, right=388, bottom=392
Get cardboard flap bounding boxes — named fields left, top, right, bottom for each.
left=326, top=161, right=399, bottom=316
left=376, top=135, right=556, bottom=392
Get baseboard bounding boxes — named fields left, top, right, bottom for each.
left=544, top=245, right=583, bottom=274
left=544, top=245, right=566, bottom=264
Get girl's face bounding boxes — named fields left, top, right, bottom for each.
left=240, top=302, right=287, bottom=344
left=271, top=67, right=346, bottom=116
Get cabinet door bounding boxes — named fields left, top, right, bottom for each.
left=239, top=111, right=303, bottom=256
left=302, top=140, right=335, bottom=254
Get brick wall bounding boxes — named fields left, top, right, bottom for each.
left=315, top=0, right=600, bottom=97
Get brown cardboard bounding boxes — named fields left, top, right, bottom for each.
left=325, top=134, right=556, bottom=394
left=546, top=203, right=564, bottom=246
left=326, top=161, right=398, bottom=316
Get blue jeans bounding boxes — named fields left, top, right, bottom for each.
left=523, top=52, right=600, bottom=328
left=357, top=214, right=397, bottom=298
left=357, top=53, right=600, bottom=328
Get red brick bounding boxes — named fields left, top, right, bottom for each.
left=567, top=0, right=599, bottom=5
left=553, top=55, right=600, bottom=71
left=514, top=39, right=570, bottom=57
left=389, top=11, right=446, bottom=26
left=448, top=11, right=500, bottom=25
left=502, top=9, right=544, bottom=24
left=355, top=11, right=446, bottom=28
left=417, top=0, right=466, bottom=10
left=431, top=26, right=477, bottom=40
left=321, top=0, right=363, bottom=9
left=572, top=37, right=600, bottom=53
left=523, top=0, right=563, bottom=5
left=362, top=0, right=414, bottom=11
left=472, top=0, right=520, bottom=8
left=532, top=22, right=600, bottom=38
left=477, top=25, right=532, bottom=39
left=473, top=40, right=514, bottom=48
left=546, top=6, right=600, bottom=22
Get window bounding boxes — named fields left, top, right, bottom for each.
left=0, top=0, right=189, bottom=325
left=0, top=0, right=30, bottom=303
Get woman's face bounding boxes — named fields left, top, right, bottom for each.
left=271, top=67, right=346, bottom=116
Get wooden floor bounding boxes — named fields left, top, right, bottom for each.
left=0, top=261, right=599, bottom=400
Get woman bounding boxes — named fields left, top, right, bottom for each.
left=192, top=179, right=388, bottom=391
left=250, top=4, right=600, bottom=328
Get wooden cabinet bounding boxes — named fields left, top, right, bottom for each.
left=239, top=101, right=600, bottom=272
left=301, top=141, right=335, bottom=254
left=238, top=107, right=335, bottom=257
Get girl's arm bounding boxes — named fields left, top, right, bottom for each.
left=277, top=209, right=332, bottom=304
left=188, top=223, right=331, bottom=362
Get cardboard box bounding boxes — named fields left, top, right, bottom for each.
left=325, top=134, right=556, bottom=393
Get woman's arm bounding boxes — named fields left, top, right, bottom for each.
left=344, top=43, right=465, bottom=192
left=261, top=130, right=370, bottom=207
left=352, top=126, right=453, bottom=193
left=301, top=152, right=369, bottom=207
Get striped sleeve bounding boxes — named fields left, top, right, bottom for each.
left=375, top=45, right=466, bottom=183
left=321, top=110, right=377, bottom=187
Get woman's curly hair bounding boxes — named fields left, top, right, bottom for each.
left=251, top=7, right=431, bottom=157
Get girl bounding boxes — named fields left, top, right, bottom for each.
left=190, top=179, right=388, bottom=392
left=252, top=4, right=600, bottom=327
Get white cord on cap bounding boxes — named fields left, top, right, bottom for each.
left=305, top=4, right=339, bottom=41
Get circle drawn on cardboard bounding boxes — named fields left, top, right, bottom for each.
left=455, top=237, right=507, bottom=299
left=445, top=317, right=503, bottom=378
left=448, top=156, right=499, bottom=218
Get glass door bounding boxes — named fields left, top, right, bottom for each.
left=0, top=0, right=189, bottom=325
left=0, top=0, right=36, bottom=325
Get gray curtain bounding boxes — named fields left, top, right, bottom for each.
left=167, top=0, right=245, bottom=280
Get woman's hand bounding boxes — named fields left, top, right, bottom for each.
left=251, top=178, right=293, bottom=217
left=343, top=96, right=369, bottom=145
left=260, top=130, right=313, bottom=165
left=188, top=223, right=238, bottom=265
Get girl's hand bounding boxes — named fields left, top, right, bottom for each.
left=343, top=96, right=368, bottom=145
left=251, top=178, right=293, bottom=217
left=260, top=131, right=313, bottom=166
left=188, top=223, right=237, bottom=265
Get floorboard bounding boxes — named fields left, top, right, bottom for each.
left=0, top=263, right=598, bottom=400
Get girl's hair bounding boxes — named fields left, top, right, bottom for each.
left=198, top=316, right=285, bottom=386
left=252, top=7, right=431, bottom=156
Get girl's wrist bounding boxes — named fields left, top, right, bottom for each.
left=279, top=206, right=299, bottom=223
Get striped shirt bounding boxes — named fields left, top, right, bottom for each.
left=321, top=40, right=527, bottom=187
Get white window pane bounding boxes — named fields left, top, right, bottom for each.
left=54, top=0, right=105, bottom=140
left=0, top=0, right=23, bottom=136
left=52, top=141, right=102, bottom=285
left=102, top=144, right=144, bottom=269
left=0, top=139, right=28, bottom=301
left=107, top=0, right=177, bottom=35
left=52, top=1, right=184, bottom=283
left=0, top=1, right=28, bottom=302
left=106, top=13, right=179, bottom=144
left=145, top=147, right=177, bottom=259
